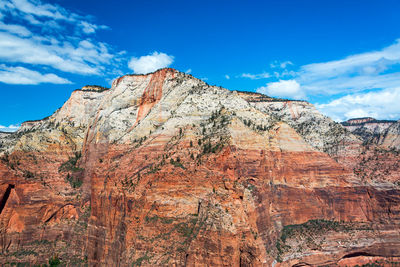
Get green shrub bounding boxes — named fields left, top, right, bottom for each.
left=276, top=219, right=350, bottom=262
left=59, top=152, right=83, bottom=172
left=170, top=158, right=185, bottom=169
left=66, top=173, right=83, bottom=188
left=48, top=256, right=61, bottom=266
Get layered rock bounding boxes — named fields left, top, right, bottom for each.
left=380, top=120, right=400, bottom=149
left=342, top=117, right=399, bottom=149
left=340, top=118, right=400, bottom=187
left=0, top=69, right=399, bottom=266
left=0, top=85, right=108, bottom=266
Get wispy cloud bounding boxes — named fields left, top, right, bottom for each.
left=297, top=39, right=400, bottom=95
left=240, top=72, right=270, bottom=80
left=257, top=79, right=305, bottom=100
left=1, top=0, right=108, bottom=33
left=0, top=124, right=20, bottom=132
left=225, top=74, right=230, bottom=79
left=0, top=21, right=31, bottom=36
left=0, top=32, right=114, bottom=75
left=257, top=39, right=400, bottom=120
left=270, top=60, right=293, bottom=69
left=0, top=0, right=123, bottom=85
left=0, top=64, right=71, bottom=84
left=316, top=87, right=400, bottom=121
left=128, top=52, right=174, bottom=74
left=236, top=61, right=294, bottom=81
left=80, top=21, right=109, bottom=34
left=273, top=69, right=296, bottom=79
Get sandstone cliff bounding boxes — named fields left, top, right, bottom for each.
left=0, top=68, right=399, bottom=266
left=341, top=117, right=398, bottom=148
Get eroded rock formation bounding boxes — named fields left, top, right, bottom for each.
left=0, top=68, right=399, bottom=266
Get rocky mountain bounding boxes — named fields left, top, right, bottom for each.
left=0, top=68, right=399, bottom=266
left=341, top=117, right=399, bottom=148
left=381, top=121, right=400, bottom=149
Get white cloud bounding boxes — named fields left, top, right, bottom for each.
left=0, top=32, right=114, bottom=75
left=185, top=68, right=192, bottom=74
left=0, top=64, right=71, bottom=84
left=7, top=0, right=69, bottom=20
left=0, top=124, right=20, bottom=132
left=0, top=0, right=123, bottom=84
left=128, top=52, right=174, bottom=74
left=270, top=60, right=293, bottom=69
left=316, top=87, right=400, bottom=121
left=225, top=74, right=230, bottom=79
left=257, top=79, right=305, bottom=100
left=264, top=40, right=400, bottom=97
left=241, top=72, right=270, bottom=79
left=273, top=69, right=296, bottom=78
left=296, top=39, right=400, bottom=95
left=261, top=39, right=400, bottom=120
left=301, top=72, right=400, bottom=95
left=80, top=21, right=109, bottom=34
left=2, top=0, right=99, bottom=30
left=0, top=0, right=90, bottom=36
left=0, top=21, right=31, bottom=36
left=302, top=44, right=400, bottom=79
left=280, top=61, right=293, bottom=68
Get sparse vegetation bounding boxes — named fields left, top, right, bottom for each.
left=132, top=253, right=152, bottom=266
left=0, top=152, right=9, bottom=164
left=59, top=152, right=84, bottom=188
left=23, top=170, right=35, bottom=179
left=147, top=165, right=160, bottom=174
left=275, top=219, right=371, bottom=262
left=353, top=146, right=400, bottom=182
left=170, top=158, right=185, bottom=169
left=355, top=262, right=384, bottom=267
left=241, top=118, right=271, bottom=132
left=59, top=152, right=83, bottom=172
left=66, top=173, right=83, bottom=188
left=121, top=173, right=139, bottom=192
left=279, top=220, right=345, bottom=243
left=80, top=85, right=109, bottom=92
left=133, top=136, right=148, bottom=148
left=10, top=249, right=38, bottom=257
left=195, top=108, right=231, bottom=160
left=48, top=256, right=61, bottom=266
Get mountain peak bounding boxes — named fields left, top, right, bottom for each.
left=1, top=67, right=400, bottom=266
left=111, top=68, right=180, bottom=88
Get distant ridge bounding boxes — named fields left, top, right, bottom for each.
left=341, top=117, right=397, bottom=126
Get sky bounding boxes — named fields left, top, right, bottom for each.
left=1, top=0, right=400, bottom=131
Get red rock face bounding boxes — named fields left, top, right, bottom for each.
left=0, top=69, right=399, bottom=266
left=82, top=138, right=400, bottom=266
left=133, top=68, right=172, bottom=128
left=0, top=156, right=89, bottom=265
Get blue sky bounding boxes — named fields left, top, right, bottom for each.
left=1, top=0, right=400, bottom=131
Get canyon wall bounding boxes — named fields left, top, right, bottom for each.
left=0, top=69, right=399, bottom=266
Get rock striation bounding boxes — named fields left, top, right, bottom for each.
left=341, top=117, right=398, bottom=148
left=0, top=68, right=399, bottom=266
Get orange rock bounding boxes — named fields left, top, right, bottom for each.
left=0, top=69, right=399, bottom=266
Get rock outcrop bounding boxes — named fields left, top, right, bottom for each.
left=342, top=117, right=400, bottom=149
left=381, top=121, right=400, bottom=149
left=0, top=68, right=399, bottom=266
